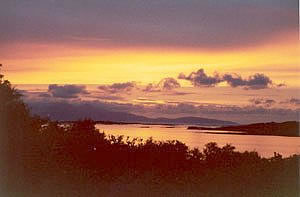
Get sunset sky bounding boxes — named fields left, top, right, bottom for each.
left=1, top=0, right=299, bottom=123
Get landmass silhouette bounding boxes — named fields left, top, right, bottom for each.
left=0, top=65, right=298, bottom=196
left=188, top=121, right=300, bottom=137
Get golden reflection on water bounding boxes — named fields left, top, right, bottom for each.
left=96, top=124, right=300, bottom=157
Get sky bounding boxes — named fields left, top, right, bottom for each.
left=1, top=0, right=299, bottom=123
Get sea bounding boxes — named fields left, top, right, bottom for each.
left=96, top=124, right=300, bottom=157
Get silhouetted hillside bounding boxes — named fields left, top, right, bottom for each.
left=151, top=116, right=237, bottom=126
left=188, top=121, right=300, bottom=137
left=29, top=101, right=237, bottom=126
left=1, top=66, right=298, bottom=197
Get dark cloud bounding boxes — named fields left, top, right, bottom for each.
left=179, top=69, right=273, bottom=90
left=160, top=78, right=181, bottom=90
left=178, top=69, right=222, bottom=87
left=223, top=73, right=273, bottom=90
left=280, top=98, right=300, bottom=106
left=48, top=84, right=89, bottom=98
left=249, top=98, right=276, bottom=108
left=1, top=0, right=297, bottom=49
left=222, top=74, right=246, bottom=87
left=143, top=78, right=180, bottom=92
left=98, top=82, right=137, bottom=94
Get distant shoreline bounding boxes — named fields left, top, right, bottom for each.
left=60, top=120, right=177, bottom=126
left=60, top=120, right=300, bottom=137
left=188, top=121, right=300, bottom=137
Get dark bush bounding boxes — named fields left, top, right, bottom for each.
left=0, top=65, right=298, bottom=197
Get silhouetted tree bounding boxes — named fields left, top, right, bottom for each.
left=0, top=64, right=298, bottom=197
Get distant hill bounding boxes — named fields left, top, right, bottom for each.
left=29, top=101, right=237, bottom=126
left=188, top=121, right=300, bottom=137
left=149, top=116, right=237, bottom=126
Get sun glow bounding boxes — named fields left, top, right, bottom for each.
left=3, top=32, right=298, bottom=86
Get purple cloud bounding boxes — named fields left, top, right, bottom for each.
left=48, top=84, right=89, bottom=98
left=280, top=98, right=300, bottom=106
left=1, top=1, right=297, bottom=49
left=178, top=69, right=222, bottom=87
left=249, top=98, right=276, bottom=107
left=98, top=82, right=137, bottom=94
left=143, top=78, right=181, bottom=92
left=223, top=73, right=273, bottom=90
left=179, top=68, right=274, bottom=90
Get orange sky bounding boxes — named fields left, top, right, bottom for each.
left=2, top=31, right=299, bottom=87
left=1, top=0, right=299, bottom=123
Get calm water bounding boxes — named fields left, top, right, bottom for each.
left=96, top=124, right=300, bottom=157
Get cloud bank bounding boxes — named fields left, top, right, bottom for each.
left=143, top=78, right=180, bottom=92
left=179, top=69, right=274, bottom=90
left=178, top=69, right=222, bottom=87
left=1, top=0, right=297, bottom=49
left=280, top=98, right=300, bottom=106
left=24, top=98, right=299, bottom=124
left=48, top=84, right=89, bottom=98
left=249, top=98, right=276, bottom=108
left=98, top=82, right=137, bottom=94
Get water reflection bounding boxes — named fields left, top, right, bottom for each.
left=96, top=124, right=300, bottom=157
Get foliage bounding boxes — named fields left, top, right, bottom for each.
left=0, top=65, right=298, bottom=197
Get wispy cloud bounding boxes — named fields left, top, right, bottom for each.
left=249, top=98, right=276, bottom=108
left=143, top=78, right=180, bottom=92
left=280, top=98, right=300, bottom=106
left=98, top=82, right=137, bottom=94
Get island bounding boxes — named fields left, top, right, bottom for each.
left=187, top=121, right=300, bottom=137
